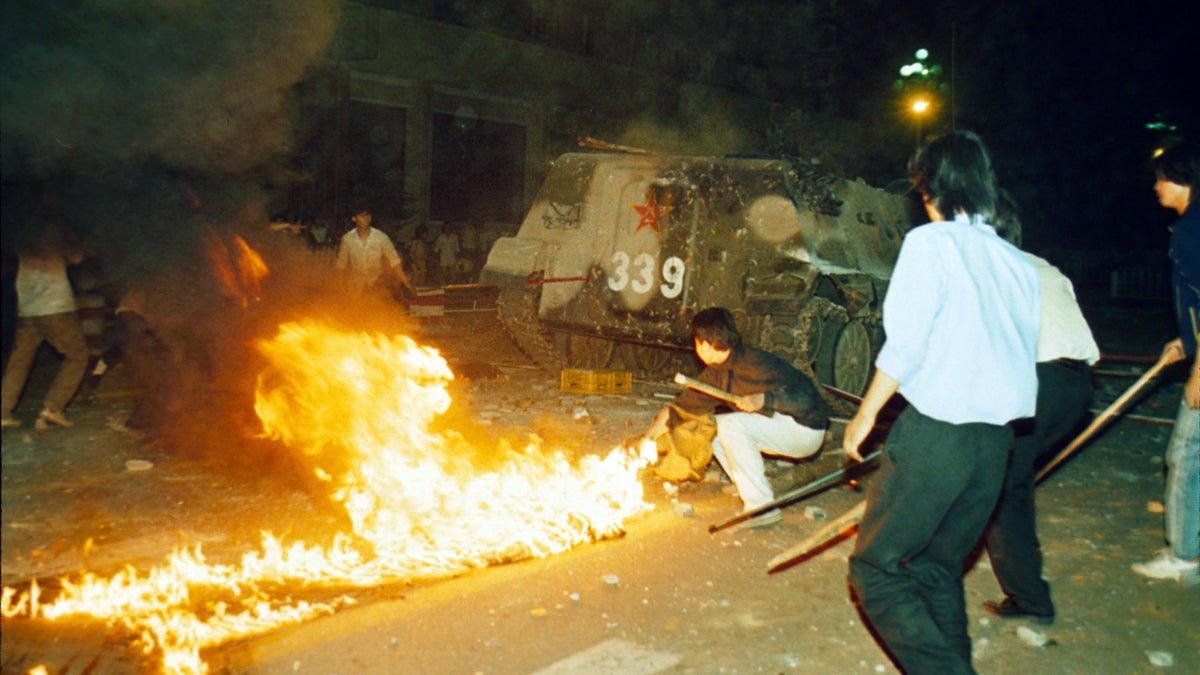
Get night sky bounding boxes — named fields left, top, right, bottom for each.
left=834, top=0, right=1199, bottom=253
left=1, top=1, right=1197, bottom=271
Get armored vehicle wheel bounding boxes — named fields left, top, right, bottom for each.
left=831, top=320, right=873, bottom=396
left=620, top=343, right=669, bottom=379
left=756, top=315, right=813, bottom=379
left=566, top=334, right=614, bottom=369
left=618, top=343, right=694, bottom=381
left=497, top=287, right=567, bottom=372
left=810, top=302, right=848, bottom=389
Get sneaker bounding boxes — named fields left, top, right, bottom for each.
left=37, top=408, right=73, bottom=428
left=736, top=508, right=783, bottom=530
left=1, top=415, right=19, bottom=429
left=1131, top=550, right=1200, bottom=583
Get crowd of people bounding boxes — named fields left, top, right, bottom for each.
left=278, top=210, right=504, bottom=289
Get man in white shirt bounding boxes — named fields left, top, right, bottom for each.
left=2, top=222, right=89, bottom=430
left=336, top=208, right=408, bottom=297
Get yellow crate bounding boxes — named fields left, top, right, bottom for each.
left=560, top=369, right=633, bottom=395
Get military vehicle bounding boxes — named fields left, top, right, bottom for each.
left=480, top=152, right=919, bottom=395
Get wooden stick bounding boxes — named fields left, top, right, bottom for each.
left=577, top=136, right=651, bottom=154
left=1035, top=352, right=1173, bottom=483
left=821, top=384, right=864, bottom=404
left=768, top=500, right=866, bottom=572
left=765, top=354, right=1173, bottom=572
left=673, top=372, right=772, bottom=417
left=673, top=373, right=739, bottom=405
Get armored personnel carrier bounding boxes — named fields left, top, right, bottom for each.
left=480, top=152, right=919, bottom=395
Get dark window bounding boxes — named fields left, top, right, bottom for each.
left=346, top=101, right=409, bottom=229
left=430, top=112, right=526, bottom=223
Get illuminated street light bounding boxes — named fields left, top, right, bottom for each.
left=911, top=98, right=931, bottom=146
left=895, top=48, right=947, bottom=144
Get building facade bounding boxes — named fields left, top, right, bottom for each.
left=287, top=1, right=841, bottom=241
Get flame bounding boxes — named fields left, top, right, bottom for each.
left=2, top=319, right=657, bottom=673
left=206, top=233, right=269, bottom=307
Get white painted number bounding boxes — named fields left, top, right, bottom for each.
left=631, top=253, right=655, bottom=293
left=607, top=251, right=687, bottom=298
left=661, top=256, right=685, bottom=298
left=607, top=251, right=631, bottom=291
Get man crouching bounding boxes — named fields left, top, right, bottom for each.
left=641, top=307, right=832, bottom=527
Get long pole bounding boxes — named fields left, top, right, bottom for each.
left=768, top=500, right=866, bottom=572
left=708, top=449, right=881, bottom=533
left=766, top=354, right=1173, bottom=572
left=1035, top=352, right=1173, bottom=483
left=670, top=373, right=881, bottom=532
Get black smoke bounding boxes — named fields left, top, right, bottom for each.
left=1, top=0, right=339, bottom=262
left=1, top=1, right=345, bottom=476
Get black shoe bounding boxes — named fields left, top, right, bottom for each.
left=983, top=598, right=1054, bottom=625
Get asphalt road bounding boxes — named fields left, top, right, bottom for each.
left=2, top=308, right=1197, bottom=675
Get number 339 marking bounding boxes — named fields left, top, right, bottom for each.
left=607, top=252, right=686, bottom=299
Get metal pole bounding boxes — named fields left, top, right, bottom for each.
left=708, top=450, right=881, bottom=533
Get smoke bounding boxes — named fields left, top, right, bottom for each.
left=0, top=0, right=340, bottom=270
left=1, top=1, right=349, bottom=478
left=1, top=0, right=339, bottom=176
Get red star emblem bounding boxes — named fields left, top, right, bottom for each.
left=632, top=192, right=673, bottom=234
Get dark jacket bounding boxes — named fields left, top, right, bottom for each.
left=1169, top=204, right=1200, bottom=356
left=670, top=345, right=832, bottom=430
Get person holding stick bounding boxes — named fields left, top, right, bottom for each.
left=842, top=131, right=1040, bottom=674
left=1130, top=141, right=1200, bottom=585
left=981, top=193, right=1101, bottom=623
left=640, top=307, right=831, bottom=528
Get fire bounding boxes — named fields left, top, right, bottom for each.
left=206, top=233, right=269, bottom=307
left=2, top=319, right=657, bottom=674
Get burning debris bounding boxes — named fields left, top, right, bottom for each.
left=2, top=318, right=658, bottom=674
left=207, top=234, right=270, bottom=309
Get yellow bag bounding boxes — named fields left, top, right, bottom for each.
left=654, top=404, right=717, bottom=482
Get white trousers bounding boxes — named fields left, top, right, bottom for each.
left=712, top=411, right=826, bottom=511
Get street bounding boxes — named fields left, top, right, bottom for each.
left=2, top=308, right=1197, bottom=674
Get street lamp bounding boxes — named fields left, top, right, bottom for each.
left=911, top=97, right=930, bottom=146
left=897, top=48, right=943, bottom=146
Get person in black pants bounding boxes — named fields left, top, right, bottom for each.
left=842, top=132, right=1041, bottom=674
left=984, top=356, right=1094, bottom=620
left=982, top=203, right=1100, bottom=623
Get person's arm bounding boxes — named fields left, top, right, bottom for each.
left=381, top=237, right=412, bottom=290
left=843, top=369, right=899, bottom=462
left=382, top=237, right=402, bottom=269
left=643, top=366, right=721, bottom=440
left=733, top=391, right=766, bottom=412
